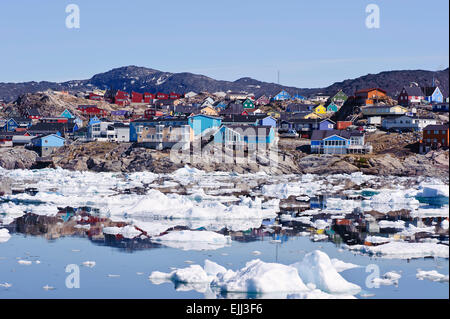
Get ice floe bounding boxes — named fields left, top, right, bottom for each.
left=416, top=269, right=449, bottom=283
left=148, top=250, right=360, bottom=298
left=0, top=228, right=11, bottom=243
left=291, top=250, right=361, bottom=295
left=151, top=230, right=232, bottom=251
left=344, top=242, right=449, bottom=259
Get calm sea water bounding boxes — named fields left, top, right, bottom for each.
left=0, top=213, right=448, bottom=299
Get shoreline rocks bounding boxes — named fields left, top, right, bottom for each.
left=0, top=143, right=448, bottom=178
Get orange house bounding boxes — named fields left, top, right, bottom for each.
left=422, top=124, right=449, bottom=148
left=354, top=88, right=387, bottom=105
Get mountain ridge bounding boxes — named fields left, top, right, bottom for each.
left=0, top=65, right=448, bottom=102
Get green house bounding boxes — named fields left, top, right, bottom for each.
left=331, top=90, right=348, bottom=104
left=243, top=98, right=255, bottom=109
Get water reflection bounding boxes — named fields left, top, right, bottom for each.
left=3, top=195, right=448, bottom=253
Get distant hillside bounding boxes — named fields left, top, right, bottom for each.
left=0, top=65, right=448, bottom=102
left=321, top=68, right=449, bottom=98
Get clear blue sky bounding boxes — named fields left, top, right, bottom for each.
left=0, top=0, right=448, bottom=88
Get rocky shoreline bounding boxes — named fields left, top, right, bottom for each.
left=0, top=142, right=448, bottom=179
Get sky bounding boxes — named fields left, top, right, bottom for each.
left=0, top=0, right=448, bottom=88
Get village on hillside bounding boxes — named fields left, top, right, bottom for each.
left=0, top=84, right=448, bottom=168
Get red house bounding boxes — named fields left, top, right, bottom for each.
left=144, top=93, right=155, bottom=103
left=115, top=90, right=131, bottom=106
left=169, top=92, right=181, bottom=100
left=131, top=92, right=144, bottom=103
left=144, top=109, right=164, bottom=118
left=156, top=92, right=169, bottom=100
left=80, top=106, right=107, bottom=116
left=89, top=93, right=104, bottom=101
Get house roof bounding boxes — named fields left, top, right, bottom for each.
left=403, top=86, right=424, bottom=96
left=286, top=103, right=314, bottom=113
left=27, top=108, right=41, bottom=116
left=224, top=125, right=273, bottom=136
left=355, top=88, right=387, bottom=94
left=423, top=124, right=449, bottom=131
left=311, top=129, right=363, bottom=140
left=222, top=114, right=269, bottom=123
left=421, top=86, right=439, bottom=96
left=28, top=122, right=76, bottom=132
left=31, top=133, right=65, bottom=142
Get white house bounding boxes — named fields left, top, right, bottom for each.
left=382, top=115, right=438, bottom=131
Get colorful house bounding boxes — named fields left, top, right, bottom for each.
left=330, top=90, right=348, bottom=105
left=326, top=102, right=339, bottom=113
left=27, top=108, right=41, bottom=120
left=304, top=112, right=322, bottom=120
left=243, top=98, right=255, bottom=110
left=354, top=88, right=388, bottom=105
left=421, top=124, right=449, bottom=150
left=272, top=90, right=291, bottom=101
left=60, top=109, right=75, bottom=119
left=200, top=106, right=219, bottom=116
left=131, top=92, right=144, bottom=104
left=156, top=92, right=169, bottom=100
left=311, top=130, right=371, bottom=154
left=3, top=118, right=31, bottom=132
left=144, top=93, right=156, bottom=103
left=188, top=114, right=222, bottom=136
left=421, top=86, right=444, bottom=103
left=313, top=105, right=327, bottom=115
left=214, top=125, right=275, bottom=149
left=398, top=86, right=424, bottom=106
left=255, top=95, right=270, bottom=106
left=30, top=134, right=65, bottom=156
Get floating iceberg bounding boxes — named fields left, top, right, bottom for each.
left=151, top=230, right=232, bottom=251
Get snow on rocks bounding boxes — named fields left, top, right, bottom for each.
left=151, top=230, right=232, bottom=251
left=416, top=269, right=449, bottom=283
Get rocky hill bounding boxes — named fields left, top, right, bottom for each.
left=1, top=65, right=448, bottom=102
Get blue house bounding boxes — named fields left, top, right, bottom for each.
left=31, top=134, right=65, bottom=156
left=89, top=116, right=101, bottom=126
left=258, top=116, right=277, bottom=127
left=214, top=125, right=275, bottom=149
left=215, top=101, right=228, bottom=110
left=60, top=109, right=75, bottom=119
left=422, top=86, right=444, bottom=103
left=4, top=118, right=31, bottom=132
left=292, top=94, right=307, bottom=101
left=310, top=130, right=371, bottom=154
left=272, top=90, right=291, bottom=101
left=318, top=119, right=336, bottom=130
left=188, top=114, right=222, bottom=136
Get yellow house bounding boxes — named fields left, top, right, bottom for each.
left=267, top=111, right=281, bottom=118
left=201, top=106, right=219, bottom=116
left=304, top=112, right=322, bottom=119
left=314, top=104, right=327, bottom=114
